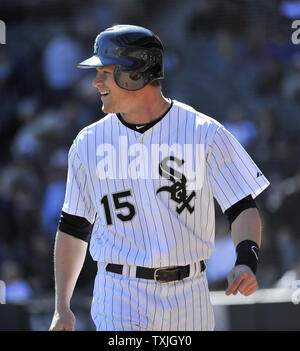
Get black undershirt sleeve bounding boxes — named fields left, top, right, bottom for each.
left=58, top=211, right=94, bottom=243
left=224, top=195, right=257, bottom=229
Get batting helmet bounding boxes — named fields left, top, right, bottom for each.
left=77, top=24, right=164, bottom=91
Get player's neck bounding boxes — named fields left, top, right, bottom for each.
left=120, top=89, right=171, bottom=124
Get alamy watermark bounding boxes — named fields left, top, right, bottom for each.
left=291, top=20, right=300, bottom=44
left=0, top=20, right=6, bottom=44
left=94, top=136, right=205, bottom=191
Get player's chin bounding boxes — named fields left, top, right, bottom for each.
left=101, top=103, right=111, bottom=114
left=101, top=102, right=116, bottom=114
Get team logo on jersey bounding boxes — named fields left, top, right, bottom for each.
left=156, top=156, right=196, bottom=214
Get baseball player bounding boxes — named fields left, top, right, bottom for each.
left=49, top=25, right=270, bottom=331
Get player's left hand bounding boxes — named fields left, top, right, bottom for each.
left=225, top=264, right=258, bottom=296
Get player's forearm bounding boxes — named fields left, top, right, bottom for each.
left=53, top=230, right=88, bottom=310
left=230, top=207, right=261, bottom=247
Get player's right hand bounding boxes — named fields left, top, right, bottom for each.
left=49, top=308, right=76, bottom=331
left=225, top=264, right=258, bottom=297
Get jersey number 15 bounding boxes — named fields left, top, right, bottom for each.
left=101, top=190, right=136, bottom=225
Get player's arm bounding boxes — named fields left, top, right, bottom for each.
left=49, top=212, right=93, bottom=331
left=49, top=230, right=88, bottom=331
left=224, top=197, right=262, bottom=297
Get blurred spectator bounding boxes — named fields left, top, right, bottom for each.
left=0, top=260, right=33, bottom=303
left=222, top=104, right=257, bottom=148
left=238, top=22, right=271, bottom=64
left=274, top=258, right=300, bottom=289
left=41, top=148, right=68, bottom=240
left=206, top=217, right=236, bottom=290
left=0, top=51, right=13, bottom=82
left=281, top=53, right=300, bottom=103
left=279, top=0, right=300, bottom=18
left=273, top=170, right=300, bottom=274
left=275, top=226, right=298, bottom=274
left=187, top=0, right=247, bottom=37
left=256, top=58, right=284, bottom=97
left=0, top=196, right=19, bottom=261
left=42, top=33, right=83, bottom=105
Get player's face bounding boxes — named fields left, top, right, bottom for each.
left=93, top=65, right=136, bottom=114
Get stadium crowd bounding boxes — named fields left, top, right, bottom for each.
left=0, top=0, right=300, bottom=301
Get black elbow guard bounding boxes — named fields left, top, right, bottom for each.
left=58, top=211, right=93, bottom=242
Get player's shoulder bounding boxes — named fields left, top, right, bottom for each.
left=172, top=99, right=223, bottom=131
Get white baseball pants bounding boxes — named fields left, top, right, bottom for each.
left=91, top=261, right=215, bottom=331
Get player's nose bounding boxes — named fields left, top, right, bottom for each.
left=92, top=71, right=104, bottom=88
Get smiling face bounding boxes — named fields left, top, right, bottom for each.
left=92, top=65, right=138, bottom=114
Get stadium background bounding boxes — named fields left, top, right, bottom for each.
left=0, top=0, right=300, bottom=330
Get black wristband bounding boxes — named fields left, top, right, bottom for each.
left=235, top=240, right=259, bottom=274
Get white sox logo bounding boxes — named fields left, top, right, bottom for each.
left=156, top=156, right=196, bottom=214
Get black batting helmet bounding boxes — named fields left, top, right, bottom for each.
left=77, top=24, right=164, bottom=91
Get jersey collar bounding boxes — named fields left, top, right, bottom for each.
left=116, top=99, right=173, bottom=133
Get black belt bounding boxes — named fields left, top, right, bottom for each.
left=105, top=261, right=206, bottom=283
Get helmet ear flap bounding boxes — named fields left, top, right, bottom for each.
left=114, top=66, right=148, bottom=91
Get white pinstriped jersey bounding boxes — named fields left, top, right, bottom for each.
left=62, top=99, right=269, bottom=267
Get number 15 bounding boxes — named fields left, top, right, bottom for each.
left=101, top=190, right=136, bottom=225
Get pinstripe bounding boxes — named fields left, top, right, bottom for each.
left=215, top=133, right=249, bottom=196
left=110, top=117, right=126, bottom=330
left=157, top=118, right=172, bottom=266
left=184, top=111, right=193, bottom=261
left=145, top=280, right=150, bottom=329
left=193, top=115, right=199, bottom=260
left=112, top=118, right=124, bottom=265
left=124, top=132, right=147, bottom=266
left=151, top=115, right=177, bottom=266
left=129, top=133, right=154, bottom=266
left=121, top=126, right=140, bottom=265
left=213, top=142, right=244, bottom=199
left=167, top=287, right=172, bottom=331
left=183, top=280, right=188, bottom=330
left=176, top=109, right=189, bottom=324
left=203, top=125, right=214, bottom=254
left=220, top=128, right=263, bottom=190
left=165, top=110, right=180, bottom=329
left=174, top=282, right=180, bottom=330
left=126, top=129, right=153, bottom=329
left=85, top=129, right=97, bottom=210
left=149, top=130, right=163, bottom=265
left=207, top=159, right=231, bottom=208
left=199, top=276, right=203, bottom=330
left=191, top=279, right=195, bottom=330
left=166, top=108, right=180, bottom=264
left=66, top=146, right=78, bottom=210
left=175, top=107, right=187, bottom=264
left=119, top=274, right=124, bottom=331
left=75, top=163, right=84, bottom=214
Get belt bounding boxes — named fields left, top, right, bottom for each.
left=105, top=261, right=206, bottom=283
